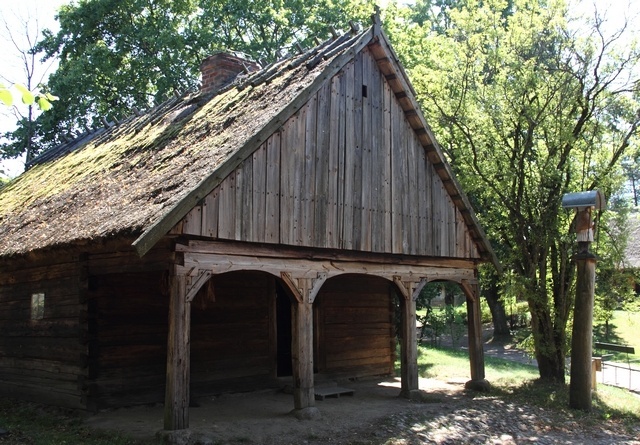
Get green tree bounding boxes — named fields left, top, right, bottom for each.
left=1, top=0, right=371, bottom=163
left=386, top=0, right=640, bottom=382
left=1, top=9, right=58, bottom=163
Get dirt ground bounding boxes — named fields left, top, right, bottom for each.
left=84, top=375, right=640, bottom=445
left=86, top=376, right=455, bottom=444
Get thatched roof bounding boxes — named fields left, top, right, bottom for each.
left=0, top=19, right=498, bottom=268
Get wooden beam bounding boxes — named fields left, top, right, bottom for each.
left=280, top=272, right=303, bottom=303
left=185, top=269, right=212, bottom=303
left=461, top=280, right=487, bottom=389
left=177, top=239, right=478, bottom=270
left=164, top=273, right=191, bottom=430
left=398, top=291, right=418, bottom=398
left=412, top=278, right=428, bottom=302
left=291, top=296, right=315, bottom=411
left=308, top=273, right=327, bottom=304
left=179, top=251, right=476, bottom=284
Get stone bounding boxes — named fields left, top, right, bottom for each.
left=290, top=407, right=321, bottom=420
left=155, top=429, right=192, bottom=445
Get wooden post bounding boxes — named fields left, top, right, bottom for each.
left=569, top=248, right=597, bottom=410
left=461, top=280, right=490, bottom=391
left=292, top=297, right=315, bottom=410
left=164, top=273, right=191, bottom=430
left=281, top=273, right=323, bottom=419
left=394, top=277, right=419, bottom=399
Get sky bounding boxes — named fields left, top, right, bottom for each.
left=0, top=0, right=638, bottom=178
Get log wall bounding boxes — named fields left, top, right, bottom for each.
left=179, top=47, right=479, bottom=260
left=316, top=274, right=395, bottom=378
left=0, top=254, right=88, bottom=410
left=190, top=271, right=275, bottom=395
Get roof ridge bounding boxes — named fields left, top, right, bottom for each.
left=27, top=24, right=365, bottom=171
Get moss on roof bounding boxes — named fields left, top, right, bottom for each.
left=0, top=37, right=342, bottom=257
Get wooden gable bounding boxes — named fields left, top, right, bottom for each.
left=176, top=45, right=480, bottom=260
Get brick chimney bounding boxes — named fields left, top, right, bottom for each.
left=200, top=52, right=260, bottom=94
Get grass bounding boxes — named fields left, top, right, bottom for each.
left=416, top=345, right=640, bottom=424
left=593, top=310, right=640, bottom=361
left=1, top=344, right=638, bottom=444
left=0, top=399, right=151, bottom=445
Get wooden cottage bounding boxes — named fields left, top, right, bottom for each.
left=0, top=16, right=497, bottom=430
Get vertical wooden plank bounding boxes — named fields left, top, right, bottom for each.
left=218, top=174, right=236, bottom=240
left=456, top=211, right=466, bottom=258
left=315, top=83, right=331, bottom=248
left=266, top=133, right=281, bottom=243
left=239, top=157, right=253, bottom=241
left=417, top=148, right=429, bottom=256
left=360, top=49, right=373, bottom=252
left=431, top=165, right=442, bottom=255
left=204, top=188, right=219, bottom=238
left=325, top=77, right=338, bottom=249
left=441, top=184, right=451, bottom=257
left=424, top=163, right=435, bottom=255
left=400, top=117, right=410, bottom=254
left=280, top=121, right=294, bottom=245
left=181, top=206, right=202, bottom=236
left=303, top=96, right=317, bottom=247
left=292, top=109, right=306, bottom=245
left=335, top=69, right=347, bottom=249
left=342, top=61, right=355, bottom=250
left=382, top=81, right=393, bottom=253
left=408, top=136, right=420, bottom=255
left=390, top=90, right=403, bottom=254
left=351, top=51, right=364, bottom=250
left=253, top=143, right=267, bottom=242
left=164, top=273, right=190, bottom=431
left=370, top=50, right=384, bottom=253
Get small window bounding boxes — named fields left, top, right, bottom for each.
left=31, top=293, right=45, bottom=320
left=362, top=84, right=368, bottom=98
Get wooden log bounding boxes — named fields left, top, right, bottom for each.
left=164, top=273, right=191, bottom=430
left=461, top=280, right=486, bottom=384
left=396, top=280, right=418, bottom=397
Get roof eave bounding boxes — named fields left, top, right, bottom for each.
left=368, top=23, right=502, bottom=273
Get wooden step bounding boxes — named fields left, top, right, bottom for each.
left=314, top=386, right=355, bottom=401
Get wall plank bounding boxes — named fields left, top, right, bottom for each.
left=177, top=48, right=482, bottom=261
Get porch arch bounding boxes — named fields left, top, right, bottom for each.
left=164, top=240, right=486, bottom=430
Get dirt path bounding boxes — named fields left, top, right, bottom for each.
left=85, top=375, right=640, bottom=444
left=84, top=330, right=640, bottom=444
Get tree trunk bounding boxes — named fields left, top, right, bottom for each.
left=530, top=301, right=566, bottom=383
left=483, top=274, right=510, bottom=338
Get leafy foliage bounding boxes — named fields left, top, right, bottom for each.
left=385, top=0, right=640, bottom=381
left=1, top=0, right=372, bottom=161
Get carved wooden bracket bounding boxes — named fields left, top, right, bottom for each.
left=185, top=268, right=213, bottom=303
left=280, top=271, right=327, bottom=304
left=460, top=279, right=479, bottom=302
left=393, top=276, right=427, bottom=301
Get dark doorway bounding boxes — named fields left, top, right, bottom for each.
left=276, top=283, right=293, bottom=376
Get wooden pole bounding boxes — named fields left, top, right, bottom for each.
left=285, top=277, right=320, bottom=419
left=393, top=278, right=419, bottom=398
left=164, top=273, right=191, bottom=430
left=569, top=241, right=597, bottom=411
left=461, top=280, right=489, bottom=391
left=399, top=295, right=418, bottom=397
